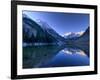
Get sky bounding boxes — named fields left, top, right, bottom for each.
left=23, top=11, right=89, bottom=36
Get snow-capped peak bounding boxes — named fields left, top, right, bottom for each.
left=63, top=32, right=74, bottom=36
left=63, top=31, right=84, bottom=39
left=76, top=31, right=84, bottom=35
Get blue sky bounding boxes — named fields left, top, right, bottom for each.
left=23, top=11, right=89, bottom=36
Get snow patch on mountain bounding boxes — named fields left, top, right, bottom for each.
left=63, top=31, right=84, bottom=39
left=36, top=19, right=51, bottom=29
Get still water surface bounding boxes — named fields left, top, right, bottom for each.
left=23, top=45, right=89, bottom=68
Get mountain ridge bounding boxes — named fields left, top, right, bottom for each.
left=23, top=14, right=66, bottom=46
left=63, top=31, right=84, bottom=39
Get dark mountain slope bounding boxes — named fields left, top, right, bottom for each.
left=23, top=14, right=66, bottom=46
left=75, top=27, right=89, bottom=44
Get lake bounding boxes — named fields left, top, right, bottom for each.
left=23, top=45, right=89, bottom=69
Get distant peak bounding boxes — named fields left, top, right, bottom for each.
left=63, top=31, right=84, bottom=39
left=76, top=31, right=84, bottom=35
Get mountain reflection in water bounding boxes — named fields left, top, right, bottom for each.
left=23, top=45, right=89, bottom=69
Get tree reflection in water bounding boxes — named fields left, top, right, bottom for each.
left=23, top=44, right=89, bottom=69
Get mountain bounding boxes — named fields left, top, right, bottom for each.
left=75, top=27, right=89, bottom=44
left=23, top=14, right=66, bottom=46
left=63, top=31, right=84, bottom=39
left=65, top=27, right=89, bottom=45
